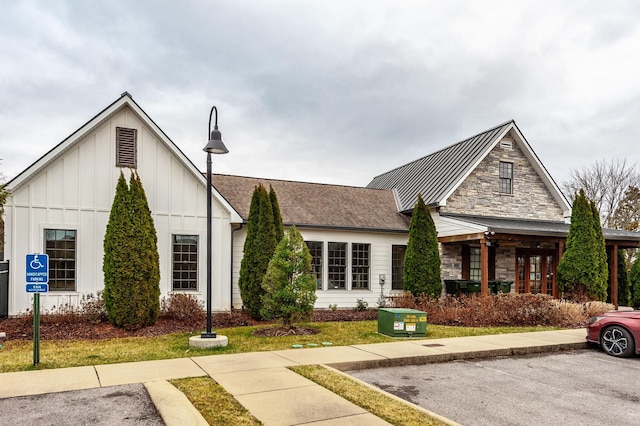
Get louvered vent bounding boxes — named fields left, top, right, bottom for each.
left=116, top=127, right=137, bottom=168
left=500, top=139, right=513, bottom=150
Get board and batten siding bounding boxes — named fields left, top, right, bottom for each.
left=231, top=227, right=409, bottom=310
left=4, top=106, right=233, bottom=315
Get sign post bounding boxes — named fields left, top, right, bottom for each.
left=26, top=254, right=49, bottom=366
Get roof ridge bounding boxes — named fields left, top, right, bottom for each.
left=370, top=119, right=515, bottom=181
left=213, top=173, right=389, bottom=191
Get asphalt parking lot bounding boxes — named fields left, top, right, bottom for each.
left=348, top=349, right=640, bottom=426
left=0, top=384, right=163, bottom=426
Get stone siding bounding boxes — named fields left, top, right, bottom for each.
left=441, top=139, right=565, bottom=220
left=440, top=243, right=461, bottom=280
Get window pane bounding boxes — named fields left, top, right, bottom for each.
left=352, top=243, right=370, bottom=289
left=305, top=241, right=323, bottom=290
left=327, top=242, right=346, bottom=289
left=470, top=247, right=481, bottom=281
left=172, top=234, right=198, bottom=290
left=499, top=162, right=513, bottom=194
left=392, top=245, right=406, bottom=290
left=44, top=229, right=76, bottom=291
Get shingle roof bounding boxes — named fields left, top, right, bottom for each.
left=367, top=120, right=514, bottom=212
left=212, top=174, right=410, bottom=232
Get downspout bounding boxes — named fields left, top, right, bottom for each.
left=230, top=223, right=244, bottom=310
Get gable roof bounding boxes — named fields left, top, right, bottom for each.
left=367, top=120, right=570, bottom=215
left=212, top=174, right=410, bottom=232
left=8, top=92, right=242, bottom=223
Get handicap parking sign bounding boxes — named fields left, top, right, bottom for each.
left=26, top=254, right=49, bottom=290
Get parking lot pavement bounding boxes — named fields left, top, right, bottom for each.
left=347, top=350, right=640, bottom=426
left=0, top=383, right=163, bottom=426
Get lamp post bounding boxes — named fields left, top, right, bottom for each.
left=201, top=105, right=229, bottom=338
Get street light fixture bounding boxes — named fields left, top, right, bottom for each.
left=201, top=105, right=228, bottom=338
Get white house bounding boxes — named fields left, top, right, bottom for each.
left=3, top=93, right=241, bottom=315
left=3, top=93, right=640, bottom=316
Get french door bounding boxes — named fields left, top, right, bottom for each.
left=516, top=249, right=556, bottom=296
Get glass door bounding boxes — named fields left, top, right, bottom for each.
left=516, top=249, right=557, bottom=295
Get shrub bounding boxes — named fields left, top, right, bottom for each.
left=353, top=299, right=369, bottom=312
left=404, top=194, right=441, bottom=297
left=239, top=184, right=278, bottom=320
left=103, top=171, right=160, bottom=329
left=389, top=292, right=613, bottom=328
left=160, top=293, right=205, bottom=325
left=260, top=225, right=317, bottom=327
left=80, top=292, right=108, bottom=324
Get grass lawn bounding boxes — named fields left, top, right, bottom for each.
left=0, top=320, right=557, bottom=372
left=0, top=321, right=559, bottom=425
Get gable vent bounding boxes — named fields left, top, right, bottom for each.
left=500, top=139, right=513, bottom=150
left=116, top=127, right=137, bottom=168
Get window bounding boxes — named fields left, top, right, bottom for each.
left=351, top=243, right=370, bottom=289
left=499, top=161, right=513, bottom=194
left=116, top=127, right=137, bottom=168
left=306, top=241, right=323, bottom=290
left=391, top=245, right=406, bottom=290
left=327, top=242, right=347, bottom=289
left=469, top=247, right=481, bottom=281
left=172, top=235, right=198, bottom=290
left=44, top=229, right=76, bottom=291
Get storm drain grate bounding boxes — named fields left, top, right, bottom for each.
left=423, top=343, right=445, bottom=347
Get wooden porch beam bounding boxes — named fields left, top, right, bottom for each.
left=611, top=244, right=618, bottom=310
left=481, top=238, right=489, bottom=297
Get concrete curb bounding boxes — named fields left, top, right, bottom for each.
left=144, top=380, right=208, bottom=426
left=327, top=341, right=589, bottom=371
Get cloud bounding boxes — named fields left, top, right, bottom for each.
left=1, top=0, right=640, bottom=188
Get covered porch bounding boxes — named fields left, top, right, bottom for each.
left=438, top=215, right=640, bottom=307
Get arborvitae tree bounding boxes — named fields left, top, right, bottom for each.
left=238, top=184, right=278, bottom=319
left=630, top=256, right=640, bottom=309
left=103, top=170, right=160, bottom=329
left=260, top=225, right=317, bottom=327
left=590, top=200, right=609, bottom=302
left=617, top=249, right=630, bottom=306
left=130, top=172, right=161, bottom=325
left=557, top=189, right=607, bottom=301
left=269, top=184, right=284, bottom=243
left=403, top=194, right=442, bottom=297
left=103, top=171, right=131, bottom=323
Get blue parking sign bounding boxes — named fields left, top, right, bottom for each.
left=26, top=254, right=49, bottom=286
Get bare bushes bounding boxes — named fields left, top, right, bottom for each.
left=159, top=293, right=205, bottom=325
left=389, top=293, right=614, bottom=328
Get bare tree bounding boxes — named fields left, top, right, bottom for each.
left=562, top=158, right=640, bottom=228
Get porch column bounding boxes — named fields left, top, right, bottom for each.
left=610, top=244, right=618, bottom=310
left=480, top=238, right=489, bottom=297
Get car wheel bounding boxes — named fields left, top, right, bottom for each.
left=600, top=326, right=635, bottom=358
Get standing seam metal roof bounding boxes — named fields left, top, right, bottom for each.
left=367, top=121, right=514, bottom=212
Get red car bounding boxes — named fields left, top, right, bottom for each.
left=587, top=311, right=640, bottom=357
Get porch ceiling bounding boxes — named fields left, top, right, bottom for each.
left=440, top=214, right=640, bottom=247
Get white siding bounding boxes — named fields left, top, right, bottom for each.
left=231, top=227, right=409, bottom=309
left=5, top=106, right=234, bottom=315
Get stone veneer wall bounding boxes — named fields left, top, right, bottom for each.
left=440, top=242, right=517, bottom=282
left=440, top=243, right=461, bottom=280
left=441, top=138, right=565, bottom=220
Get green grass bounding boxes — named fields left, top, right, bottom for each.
left=170, top=377, right=261, bottom=425
left=0, top=320, right=557, bottom=372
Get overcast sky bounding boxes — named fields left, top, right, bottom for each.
left=2, top=1, right=639, bottom=188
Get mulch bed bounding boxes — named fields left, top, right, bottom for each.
left=0, top=309, right=378, bottom=341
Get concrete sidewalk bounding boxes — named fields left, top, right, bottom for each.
left=0, top=329, right=588, bottom=425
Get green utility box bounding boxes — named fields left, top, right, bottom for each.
left=378, top=308, right=427, bottom=337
